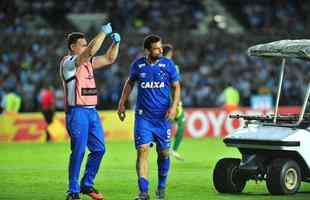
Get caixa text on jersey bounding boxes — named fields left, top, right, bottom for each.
left=140, top=81, right=165, bottom=89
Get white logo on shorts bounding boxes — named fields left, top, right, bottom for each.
left=167, top=129, right=171, bottom=139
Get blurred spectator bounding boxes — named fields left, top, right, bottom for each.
left=1, top=88, right=21, bottom=114
left=217, top=82, right=240, bottom=112
left=38, top=85, right=55, bottom=142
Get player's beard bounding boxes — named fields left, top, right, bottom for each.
left=149, top=53, right=162, bottom=63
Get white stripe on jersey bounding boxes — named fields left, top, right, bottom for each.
left=60, top=55, right=77, bottom=106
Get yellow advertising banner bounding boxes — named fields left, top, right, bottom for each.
left=0, top=111, right=135, bottom=143
left=0, top=107, right=302, bottom=143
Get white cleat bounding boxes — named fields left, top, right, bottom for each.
left=171, top=150, right=184, bottom=161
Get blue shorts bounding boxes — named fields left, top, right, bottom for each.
left=134, top=115, right=172, bottom=150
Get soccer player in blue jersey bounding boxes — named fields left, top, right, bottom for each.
left=118, top=35, right=181, bottom=200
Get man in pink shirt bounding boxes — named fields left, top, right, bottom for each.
left=60, top=23, right=120, bottom=200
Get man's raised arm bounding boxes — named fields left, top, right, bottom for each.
left=92, top=33, right=121, bottom=69
left=76, top=23, right=113, bottom=66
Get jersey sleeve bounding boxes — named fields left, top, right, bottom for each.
left=168, top=60, right=180, bottom=83
left=62, top=55, right=77, bottom=80
left=129, top=61, right=139, bottom=81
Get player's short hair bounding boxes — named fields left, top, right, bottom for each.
left=67, top=32, right=85, bottom=51
left=162, top=43, right=173, bottom=56
left=143, top=34, right=161, bottom=50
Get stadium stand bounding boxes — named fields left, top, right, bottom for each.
left=1, top=0, right=309, bottom=112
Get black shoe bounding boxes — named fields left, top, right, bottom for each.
left=155, top=188, right=166, bottom=200
left=80, top=186, right=104, bottom=200
left=66, top=193, right=81, bottom=200
left=134, top=192, right=150, bottom=200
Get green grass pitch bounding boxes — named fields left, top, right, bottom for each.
left=1, top=138, right=310, bottom=200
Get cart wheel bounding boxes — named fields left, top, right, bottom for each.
left=266, top=158, right=301, bottom=195
left=213, top=158, right=246, bottom=193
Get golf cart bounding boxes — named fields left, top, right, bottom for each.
left=213, top=40, right=310, bottom=195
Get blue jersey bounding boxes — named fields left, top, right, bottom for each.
left=130, top=56, right=180, bottom=119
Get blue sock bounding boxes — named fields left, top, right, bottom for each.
left=157, top=156, right=170, bottom=189
left=138, top=177, right=149, bottom=193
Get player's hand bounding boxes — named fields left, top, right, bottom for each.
left=117, top=103, right=126, bottom=121
left=111, top=33, right=121, bottom=44
left=101, top=23, right=112, bottom=35
left=166, top=107, right=177, bottom=121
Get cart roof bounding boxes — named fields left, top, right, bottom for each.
left=248, top=39, right=310, bottom=60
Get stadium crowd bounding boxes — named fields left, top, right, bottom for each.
left=0, top=0, right=309, bottom=112
left=242, top=0, right=306, bottom=32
